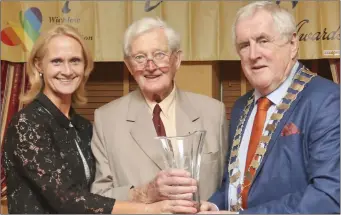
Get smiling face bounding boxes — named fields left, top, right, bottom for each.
left=235, top=9, right=298, bottom=95
left=125, top=28, right=181, bottom=101
left=36, top=35, right=85, bottom=103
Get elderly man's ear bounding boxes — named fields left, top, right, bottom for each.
left=175, top=50, right=183, bottom=70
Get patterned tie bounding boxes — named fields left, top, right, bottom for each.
left=241, top=97, right=272, bottom=209
left=152, top=104, right=166, bottom=136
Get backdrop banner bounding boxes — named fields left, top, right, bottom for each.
left=1, top=0, right=340, bottom=62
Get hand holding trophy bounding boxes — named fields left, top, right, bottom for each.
left=156, top=130, right=207, bottom=211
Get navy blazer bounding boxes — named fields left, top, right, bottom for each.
left=209, top=64, right=340, bottom=213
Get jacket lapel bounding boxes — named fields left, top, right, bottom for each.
left=127, top=89, right=203, bottom=170
left=175, top=89, right=201, bottom=136
left=224, top=93, right=254, bottom=210
left=250, top=63, right=305, bottom=190
left=128, top=90, right=166, bottom=170
left=238, top=95, right=255, bottom=148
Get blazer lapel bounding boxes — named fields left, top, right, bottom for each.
left=225, top=94, right=254, bottom=210
left=128, top=90, right=166, bottom=170
left=250, top=63, right=306, bottom=189
left=175, top=89, right=201, bottom=136
left=238, top=95, right=255, bottom=147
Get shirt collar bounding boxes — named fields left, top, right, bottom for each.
left=35, top=92, right=80, bottom=129
left=146, top=84, right=176, bottom=118
left=254, top=61, right=299, bottom=105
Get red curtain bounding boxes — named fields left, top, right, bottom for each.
left=1, top=60, right=28, bottom=201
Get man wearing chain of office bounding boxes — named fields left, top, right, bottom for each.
left=200, top=1, right=340, bottom=214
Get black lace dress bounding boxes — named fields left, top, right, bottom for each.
left=2, top=93, right=115, bottom=213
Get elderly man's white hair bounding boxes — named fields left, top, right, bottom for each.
left=123, top=17, right=181, bottom=57
left=232, top=1, right=296, bottom=48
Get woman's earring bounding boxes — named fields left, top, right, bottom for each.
left=39, top=72, right=43, bottom=77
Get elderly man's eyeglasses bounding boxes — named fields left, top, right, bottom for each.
left=131, top=51, right=174, bottom=69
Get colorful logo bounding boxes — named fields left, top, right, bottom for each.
left=1, top=7, right=42, bottom=52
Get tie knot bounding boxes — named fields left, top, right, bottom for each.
left=153, top=104, right=162, bottom=115
left=257, top=97, right=272, bottom=111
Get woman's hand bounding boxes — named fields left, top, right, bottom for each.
left=145, top=199, right=197, bottom=214
left=198, top=202, right=238, bottom=214
left=112, top=199, right=197, bottom=214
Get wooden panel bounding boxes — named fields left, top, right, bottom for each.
left=317, top=59, right=332, bottom=80
left=86, top=83, right=122, bottom=91
left=220, top=61, right=241, bottom=120
left=74, top=62, right=124, bottom=122
left=86, top=97, right=118, bottom=103
left=1, top=199, right=8, bottom=214
left=241, top=72, right=247, bottom=96
left=73, top=103, right=108, bottom=109
left=87, top=91, right=122, bottom=97
left=88, top=62, right=124, bottom=82
left=223, top=96, right=241, bottom=103
left=123, top=65, right=130, bottom=95
left=223, top=90, right=242, bottom=97
left=175, top=62, right=220, bottom=98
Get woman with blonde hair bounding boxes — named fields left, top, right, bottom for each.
left=2, top=24, right=196, bottom=214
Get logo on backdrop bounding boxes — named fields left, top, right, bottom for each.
left=275, top=1, right=340, bottom=42
left=62, top=0, right=71, bottom=14
left=49, top=1, right=93, bottom=41
left=1, top=7, right=42, bottom=52
left=276, top=0, right=299, bottom=9
left=144, top=0, right=163, bottom=12
left=297, top=19, right=340, bottom=42
left=276, top=0, right=339, bottom=56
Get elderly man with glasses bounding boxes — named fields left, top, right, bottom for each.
left=90, top=17, right=228, bottom=212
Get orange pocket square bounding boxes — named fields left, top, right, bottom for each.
left=281, top=122, right=300, bottom=136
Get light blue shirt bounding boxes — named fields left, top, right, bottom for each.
left=228, top=61, right=299, bottom=210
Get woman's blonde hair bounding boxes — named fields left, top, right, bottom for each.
left=20, top=24, right=94, bottom=105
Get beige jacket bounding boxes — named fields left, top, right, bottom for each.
left=90, top=89, right=228, bottom=201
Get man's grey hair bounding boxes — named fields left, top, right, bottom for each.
left=232, top=1, right=296, bottom=47
left=123, top=17, right=181, bottom=57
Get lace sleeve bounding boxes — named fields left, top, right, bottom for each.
left=8, top=114, right=116, bottom=214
